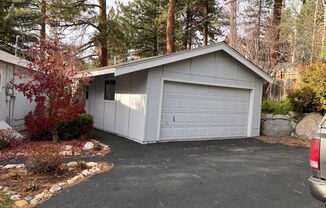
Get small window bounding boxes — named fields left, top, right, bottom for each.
left=104, top=80, right=116, bottom=100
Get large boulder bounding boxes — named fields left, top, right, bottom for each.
left=295, top=112, right=323, bottom=139
left=261, top=119, right=293, bottom=137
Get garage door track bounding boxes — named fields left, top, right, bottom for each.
left=39, top=130, right=321, bottom=208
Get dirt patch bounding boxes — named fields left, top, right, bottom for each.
left=256, top=136, right=310, bottom=148
left=0, top=162, right=112, bottom=207
left=0, top=139, right=110, bottom=161
left=0, top=166, right=77, bottom=199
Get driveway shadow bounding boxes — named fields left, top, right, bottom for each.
left=39, top=129, right=320, bottom=208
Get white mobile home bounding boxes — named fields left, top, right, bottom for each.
left=87, top=42, right=273, bottom=144
left=0, top=50, right=34, bottom=130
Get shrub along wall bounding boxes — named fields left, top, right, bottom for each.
left=30, top=113, right=94, bottom=141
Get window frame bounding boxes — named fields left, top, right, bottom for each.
left=104, top=79, right=116, bottom=101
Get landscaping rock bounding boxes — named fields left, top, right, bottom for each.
left=49, top=184, right=61, bottom=193
left=261, top=119, right=293, bottom=137
left=2, top=186, right=9, bottom=192
left=67, top=178, right=76, bottom=185
left=265, top=114, right=273, bottom=119
left=14, top=200, right=28, bottom=208
left=74, top=151, right=81, bottom=156
left=24, top=196, right=33, bottom=201
left=100, top=144, right=109, bottom=149
left=82, top=142, right=94, bottom=151
left=67, top=162, right=78, bottom=167
left=295, top=112, right=323, bottom=140
left=0, top=121, right=24, bottom=140
left=273, top=114, right=290, bottom=120
left=59, top=150, right=73, bottom=156
left=62, top=145, right=73, bottom=151
left=86, top=162, right=98, bottom=168
left=4, top=164, right=16, bottom=169
left=15, top=153, right=24, bottom=157
left=10, top=194, right=20, bottom=201
left=67, top=175, right=81, bottom=185
left=81, top=169, right=91, bottom=176
left=16, top=164, right=25, bottom=169
left=30, top=191, right=50, bottom=205
left=288, top=111, right=297, bottom=118
left=5, top=191, right=16, bottom=196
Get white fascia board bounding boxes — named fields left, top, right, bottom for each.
left=221, top=45, right=274, bottom=83
left=0, top=50, right=29, bottom=68
left=89, top=67, right=116, bottom=77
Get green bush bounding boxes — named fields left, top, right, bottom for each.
left=262, top=99, right=293, bottom=115
left=298, top=63, right=326, bottom=112
left=287, top=87, right=322, bottom=113
left=58, top=113, right=94, bottom=140
left=29, top=113, right=94, bottom=141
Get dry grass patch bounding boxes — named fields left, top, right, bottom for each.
left=256, top=136, right=310, bottom=147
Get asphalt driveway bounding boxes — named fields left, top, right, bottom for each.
left=39, top=130, right=321, bottom=208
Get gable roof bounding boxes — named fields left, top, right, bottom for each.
left=89, top=42, right=273, bottom=83
left=0, top=50, right=29, bottom=68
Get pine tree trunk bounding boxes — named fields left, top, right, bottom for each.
left=270, top=0, right=283, bottom=66
left=203, top=1, right=209, bottom=46
left=98, top=0, right=108, bottom=67
left=310, top=0, right=318, bottom=64
left=254, top=0, right=262, bottom=63
left=166, top=0, right=176, bottom=54
left=153, top=25, right=158, bottom=56
left=229, top=0, right=237, bottom=48
left=183, top=8, right=191, bottom=50
left=292, top=0, right=300, bottom=63
left=322, top=0, right=326, bottom=60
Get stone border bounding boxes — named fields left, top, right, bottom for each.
left=0, top=162, right=112, bottom=207
left=59, top=139, right=110, bottom=157
left=0, top=139, right=110, bottom=159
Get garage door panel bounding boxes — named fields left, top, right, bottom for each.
left=185, top=127, right=197, bottom=137
left=186, top=113, right=197, bottom=123
left=160, top=127, right=172, bottom=139
left=163, top=98, right=174, bottom=109
left=175, top=112, right=186, bottom=123
left=160, top=82, right=250, bottom=140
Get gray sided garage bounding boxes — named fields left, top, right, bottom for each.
left=86, top=42, right=273, bottom=144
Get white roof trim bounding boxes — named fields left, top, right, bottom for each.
left=0, top=50, right=29, bottom=68
left=89, top=42, right=273, bottom=83
left=88, top=67, right=115, bottom=77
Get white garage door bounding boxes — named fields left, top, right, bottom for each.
left=160, top=82, right=250, bottom=141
